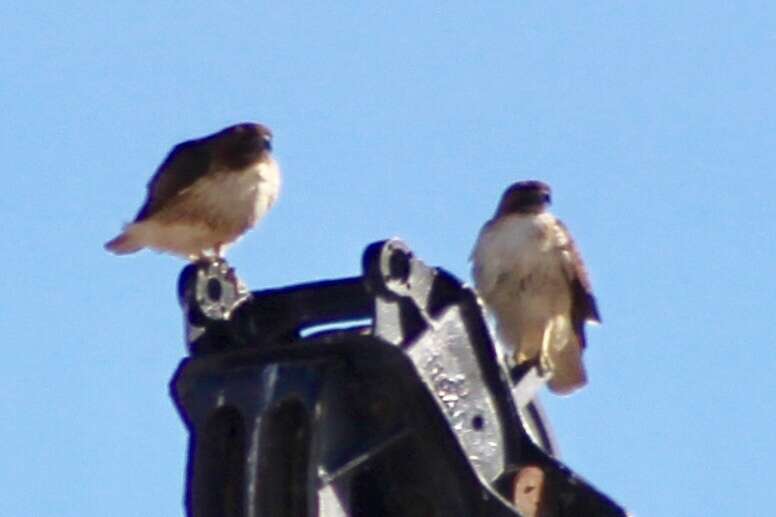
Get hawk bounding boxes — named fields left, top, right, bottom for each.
left=471, top=181, right=601, bottom=394
left=105, top=122, right=280, bottom=260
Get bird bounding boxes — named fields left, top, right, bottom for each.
left=105, top=123, right=280, bottom=260
left=470, top=181, right=601, bottom=394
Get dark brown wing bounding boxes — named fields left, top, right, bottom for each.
left=134, top=140, right=212, bottom=221
left=555, top=219, right=601, bottom=348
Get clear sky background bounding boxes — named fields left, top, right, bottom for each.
left=1, top=2, right=773, bottom=516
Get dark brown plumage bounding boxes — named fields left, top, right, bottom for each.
left=105, top=123, right=280, bottom=259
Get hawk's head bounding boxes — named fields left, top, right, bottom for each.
left=495, top=180, right=552, bottom=216
left=214, top=123, right=274, bottom=170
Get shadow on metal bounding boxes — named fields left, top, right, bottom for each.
left=171, top=239, right=627, bottom=517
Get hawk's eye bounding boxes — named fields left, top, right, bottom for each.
left=264, top=136, right=272, bottom=151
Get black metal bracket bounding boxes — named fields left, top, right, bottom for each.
left=171, top=239, right=627, bottom=516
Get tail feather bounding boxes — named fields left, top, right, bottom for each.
left=542, top=315, right=588, bottom=395
left=104, top=232, right=142, bottom=255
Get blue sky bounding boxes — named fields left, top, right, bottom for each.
left=2, top=2, right=774, bottom=516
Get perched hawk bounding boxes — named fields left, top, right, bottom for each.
left=105, top=123, right=280, bottom=260
left=471, top=181, right=601, bottom=394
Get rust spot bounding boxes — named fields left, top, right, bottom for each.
left=512, top=465, right=545, bottom=517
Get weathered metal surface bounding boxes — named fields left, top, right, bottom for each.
left=170, top=239, right=627, bottom=516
